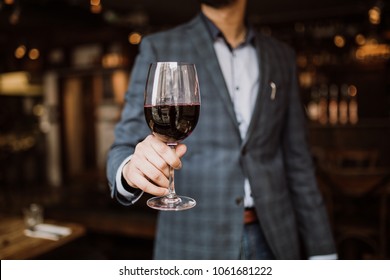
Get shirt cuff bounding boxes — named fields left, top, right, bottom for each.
left=309, top=253, right=338, bottom=260
left=115, top=155, right=144, bottom=203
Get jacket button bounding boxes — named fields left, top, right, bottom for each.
left=235, top=197, right=243, bottom=206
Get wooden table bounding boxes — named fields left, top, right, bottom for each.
left=0, top=216, right=85, bottom=260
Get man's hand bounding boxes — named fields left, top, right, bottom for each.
left=122, top=135, right=187, bottom=196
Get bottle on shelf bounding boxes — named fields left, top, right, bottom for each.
left=328, top=84, right=339, bottom=125
left=318, top=84, right=328, bottom=125
left=348, top=84, right=358, bottom=125
left=307, top=87, right=320, bottom=122
left=339, top=84, right=349, bottom=125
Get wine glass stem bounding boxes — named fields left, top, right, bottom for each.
left=167, top=144, right=177, bottom=199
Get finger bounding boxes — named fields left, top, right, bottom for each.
left=123, top=155, right=169, bottom=196
left=129, top=172, right=168, bottom=196
left=175, top=143, right=187, bottom=158
left=149, top=136, right=183, bottom=169
left=131, top=151, right=170, bottom=188
left=136, top=139, right=170, bottom=178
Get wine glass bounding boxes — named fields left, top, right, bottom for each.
left=144, top=62, right=201, bottom=211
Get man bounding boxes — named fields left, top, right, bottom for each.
left=106, top=0, right=337, bottom=259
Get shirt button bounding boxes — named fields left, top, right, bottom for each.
left=236, top=86, right=240, bottom=91
left=235, top=197, right=244, bottom=206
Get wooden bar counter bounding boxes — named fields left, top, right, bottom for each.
left=0, top=216, right=85, bottom=260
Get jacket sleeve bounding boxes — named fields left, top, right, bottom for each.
left=106, top=37, right=157, bottom=205
left=281, top=49, right=336, bottom=257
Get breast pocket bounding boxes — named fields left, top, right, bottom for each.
left=264, top=78, right=288, bottom=116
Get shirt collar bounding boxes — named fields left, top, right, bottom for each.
left=200, top=12, right=255, bottom=50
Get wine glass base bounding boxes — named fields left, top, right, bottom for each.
left=147, top=195, right=196, bottom=211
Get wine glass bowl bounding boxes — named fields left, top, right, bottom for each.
left=144, top=103, right=200, bottom=144
left=144, top=62, right=201, bottom=210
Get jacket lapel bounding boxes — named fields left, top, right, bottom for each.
left=187, top=16, right=240, bottom=131
left=242, top=34, right=270, bottom=148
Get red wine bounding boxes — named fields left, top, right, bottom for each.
left=144, top=104, right=200, bottom=143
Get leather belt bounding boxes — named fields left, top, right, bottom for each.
left=244, top=208, right=258, bottom=224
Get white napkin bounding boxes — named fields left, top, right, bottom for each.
left=35, top=224, right=72, bottom=236
left=24, top=223, right=72, bottom=241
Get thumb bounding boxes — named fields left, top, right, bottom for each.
left=175, top=143, right=187, bottom=158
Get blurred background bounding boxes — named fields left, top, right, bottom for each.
left=0, top=0, right=389, bottom=260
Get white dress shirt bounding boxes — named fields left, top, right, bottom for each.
left=213, top=35, right=259, bottom=208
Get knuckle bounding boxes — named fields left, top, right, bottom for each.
left=135, top=141, right=146, bottom=153
left=148, top=171, right=163, bottom=183
left=171, top=159, right=182, bottom=169
left=154, top=160, right=167, bottom=172
left=155, top=143, right=170, bottom=155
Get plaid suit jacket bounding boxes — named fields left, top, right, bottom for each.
left=106, top=14, right=336, bottom=259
